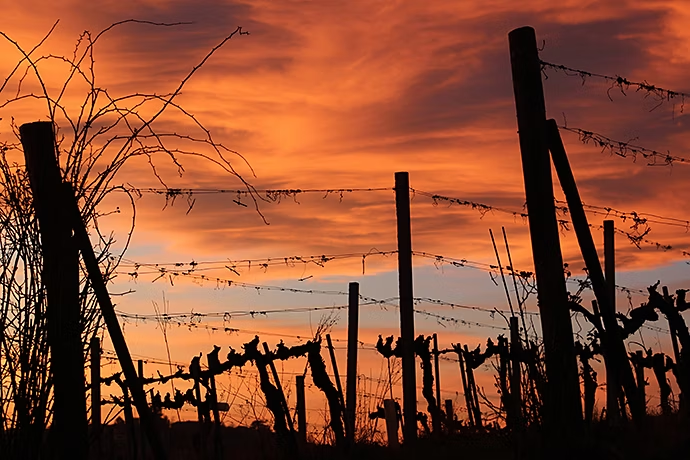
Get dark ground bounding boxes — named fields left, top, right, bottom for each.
left=92, top=415, right=690, bottom=460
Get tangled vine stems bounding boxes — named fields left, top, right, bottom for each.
left=0, top=19, right=259, bottom=454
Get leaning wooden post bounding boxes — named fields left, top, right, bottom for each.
left=325, top=334, right=347, bottom=421
left=394, top=171, right=417, bottom=443
left=383, top=399, right=400, bottom=448
left=345, top=281, right=359, bottom=445
left=547, top=120, right=642, bottom=422
left=456, top=346, right=474, bottom=427
left=432, top=334, right=442, bottom=433
left=91, top=337, right=102, bottom=458
left=508, top=28, right=582, bottom=432
left=509, top=317, right=523, bottom=428
left=59, top=178, right=167, bottom=458
left=464, top=345, right=482, bottom=428
left=296, top=375, right=307, bottom=445
left=262, top=342, right=296, bottom=434
left=20, top=122, right=87, bottom=460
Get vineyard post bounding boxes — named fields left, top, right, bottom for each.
left=262, top=342, right=296, bottom=434
left=91, top=337, right=101, bottom=456
left=633, top=351, right=646, bottom=414
left=20, top=122, right=87, bottom=459
left=346, top=281, right=359, bottom=445
left=208, top=373, right=222, bottom=460
left=138, top=360, right=146, bottom=459
left=456, top=346, right=474, bottom=426
left=394, top=171, right=417, bottom=443
left=444, top=400, right=453, bottom=428
left=383, top=399, right=399, bottom=448
left=60, top=178, right=167, bottom=456
left=296, top=375, right=307, bottom=445
left=662, top=287, right=682, bottom=372
left=464, top=345, right=482, bottom=427
left=122, top=386, right=138, bottom=460
left=603, top=220, right=622, bottom=422
left=548, top=119, right=642, bottom=422
left=325, top=334, right=346, bottom=427
left=432, top=334, right=441, bottom=433
left=509, top=317, right=523, bottom=428
left=509, top=28, right=582, bottom=433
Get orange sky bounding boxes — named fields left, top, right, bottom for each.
left=2, top=0, right=690, bottom=429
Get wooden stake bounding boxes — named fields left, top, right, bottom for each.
left=262, top=342, right=296, bottom=433
left=508, top=27, right=582, bottom=431
left=432, top=334, right=441, bottom=433
left=91, top=337, right=102, bottom=458
left=383, top=399, right=399, bottom=448
left=296, top=375, right=307, bottom=445
left=20, top=121, right=87, bottom=460
left=444, top=400, right=453, bottom=426
left=456, top=347, right=474, bottom=427
left=61, top=178, right=167, bottom=458
left=509, top=317, right=523, bottom=428
left=394, top=171, right=417, bottom=443
left=464, top=345, right=482, bottom=427
left=547, top=120, right=642, bottom=422
left=345, top=281, right=359, bottom=445
left=633, top=351, right=646, bottom=415
left=325, top=334, right=346, bottom=419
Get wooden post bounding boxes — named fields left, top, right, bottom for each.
left=509, top=27, right=582, bottom=431
left=60, top=179, right=168, bottom=460
left=346, top=281, right=359, bottom=445
left=547, top=120, right=642, bottom=422
left=432, top=334, right=441, bottom=433
left=209, top=373, right=223, bottom=460
left=91, top=337, right=102, bottom=429
left=456, top=347, right=474, bottom=427
left=325, top=334, right=346, bottom=417
left=138, top=360, right=146, bottom=459
left=262, top=342, right=296, bottom=433
left=122, top=386, right=139, bottom=460
left=20, top=121, right=87, bottom=460
left=602, top=220, right=622, bottom=421
left=633, top=351, right=646, bottom=414
left=509, top=317, right=523, bottom=428
left=464, top=345, right=482, bottom=427
left=296, top=375, right=307, bottom=445
left=91, top=337, right=101, bottom=458
left=394, top=171, right=417, bottom=443
left=662, top=287, right=683, bottom=369
left=444, top=400, right=453, bottom=425
left=383, top=399, right=399, bottom=448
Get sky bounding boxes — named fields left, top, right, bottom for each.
left=2, top=0, right=690, bottom=432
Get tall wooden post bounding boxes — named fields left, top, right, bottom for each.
left=509, top=27, right=582, bottom=431
left=394, top=171, right=417, bottom=443
left=21, top=122, right=87, bottom=459
left=62, top=178, right=167, bottom=459
left=603, top=220, right=622, bottom=421
left=432, top=334, right=441, bottom=433
left=346, top=281, right=359, bottom=445
left=91, top=337, right=102, bottom=430
left=296, top=375, right=307, bottom=445
left=509, top=317, right=523, bottom=428
left=548, top=120, right=642, bottom=422
left=91, top=337, right=102, bottom=459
